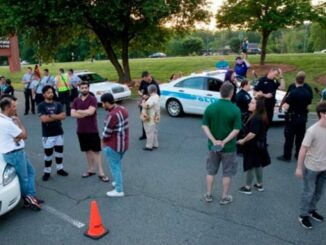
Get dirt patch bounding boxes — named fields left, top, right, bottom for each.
left=249, top=64, right=297, bottom=77
left=316, top=74, right=326, bottom=86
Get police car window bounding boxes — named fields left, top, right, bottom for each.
left=78, top=73, right=106, bottom=84
left=174, top=77, right=204, bottom=90
left=207, top=78, right=223, bottom=92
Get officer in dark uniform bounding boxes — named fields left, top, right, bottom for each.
left=254, top=67, right=285, bottom=128
left=235, top=80, right=252, bottom=122
left=235, top=80, right=252, bottom=154
left=277, top=71, right=313, bottom=162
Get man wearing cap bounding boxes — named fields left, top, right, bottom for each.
left=138, top=71, right=160, bottom=140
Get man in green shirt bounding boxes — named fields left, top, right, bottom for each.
left=202, top=82, right=242, bottom=205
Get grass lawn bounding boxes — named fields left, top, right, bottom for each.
left=1, top=53, right=325, bottom=107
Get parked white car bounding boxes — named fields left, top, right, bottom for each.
left=160, top=70, right=286, bottom=122
left=0, top=154, right=21, bottom=216
left=75, top=71, right=131, bottom=103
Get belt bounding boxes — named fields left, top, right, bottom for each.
left=4, top=148, right=24, bottom=155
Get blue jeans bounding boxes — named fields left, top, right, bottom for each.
left=300, top=168, right=326, bottom=216
left=3, top=149, right=36, bottom=197
left=103, top=146, right=124, bottom=192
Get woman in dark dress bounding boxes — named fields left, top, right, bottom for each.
left=237, top=98, right=271, bottom=194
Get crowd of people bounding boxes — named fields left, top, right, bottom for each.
left=0, top=60, right=325, bottom=231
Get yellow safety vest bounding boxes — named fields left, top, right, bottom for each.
left=56, top=74, right=70, bottom=92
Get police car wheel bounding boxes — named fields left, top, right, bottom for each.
left=166, top=99, right=183, bottom=117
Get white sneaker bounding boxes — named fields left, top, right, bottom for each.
left=106, top=189, right=124, bottom=197
left=112, top=181, right=116, bottom=187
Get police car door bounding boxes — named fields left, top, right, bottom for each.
left=200, top=77, right=223, bottom=113
left=173, top=76, right=206, bottom=114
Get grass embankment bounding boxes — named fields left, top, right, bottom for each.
left=1, top=54, right=325, bottom=107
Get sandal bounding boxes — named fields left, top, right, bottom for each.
left=81, top=172, right=96, bottom=178
left=98, top=175, right=110, bottom=182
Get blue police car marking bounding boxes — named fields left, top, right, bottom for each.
left=161, top=90, right=218, bottom=104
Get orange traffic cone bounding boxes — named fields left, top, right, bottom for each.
left=84, top=200, right=109, bottom=239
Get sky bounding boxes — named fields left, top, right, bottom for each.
left=204, top=0, right=325, bottom=30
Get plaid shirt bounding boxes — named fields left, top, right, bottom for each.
left=102, top=105, right=129, bottom=153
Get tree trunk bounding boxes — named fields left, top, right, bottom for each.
left=121, top=38, right=132, bottom=84
left=260, top=30, right=271, bottom=65
left=95, top=30, right=128, bottom=83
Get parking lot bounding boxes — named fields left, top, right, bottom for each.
left=0, top=92, right=325, bottom=245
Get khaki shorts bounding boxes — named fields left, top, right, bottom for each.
left=206, top=151, right=238, bottom=177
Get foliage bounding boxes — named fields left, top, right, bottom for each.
left=182, top=37, right=204, bottom=55
left=0, top=0, right=209, bottom=83
left=216, top=0, right=317, bottom=64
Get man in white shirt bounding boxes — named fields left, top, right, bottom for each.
left=0, top=95, right=42, bottom=211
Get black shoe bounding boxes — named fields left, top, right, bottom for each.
left=253, top=183, right=264, bottom=192
left=299, top=216, right=312, bottom=229
left=153, top=146, right=159, bottom=149
left=57, top=169, right=69, bottom=176
left=42, top=173, right=51, bottom=181
left=143, top=147, right=153, bottom=151
left=309, top=210, right=324, bottom=222
left=24, top=195, right=41, bottom=211
left=239, top=186, right=252, bottom=195
left=24, top=112, right=28, bottom=115
left=139, top=136, right=146, bottom=140
left=32, top=111, right=35, bottom=114
left=35, top=197, right=45, bottom=204
left=276, top=155, right=291, bottom=162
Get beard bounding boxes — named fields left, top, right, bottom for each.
left=81, top=91, right=89, bottom=96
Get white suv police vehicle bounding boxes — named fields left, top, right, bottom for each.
left=160, top=70, right=286, bottom=122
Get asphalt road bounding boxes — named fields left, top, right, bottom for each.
left=0, top=92, right=325, bottom=245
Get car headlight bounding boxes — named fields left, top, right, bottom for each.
left=3, top=164, right=16, bottom=186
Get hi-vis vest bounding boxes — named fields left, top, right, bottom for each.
left=56, top=74, right=70, bottom=92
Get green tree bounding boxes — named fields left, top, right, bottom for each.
left=0, top=0, right=208, bottom=83
left=309, top=23, right=326, bottom=51
left=216, top=0, right=316, bottom=65
left=182, top=37, right=204, bottom=55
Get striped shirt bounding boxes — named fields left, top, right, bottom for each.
left=102, top=105, right=129, bottom=153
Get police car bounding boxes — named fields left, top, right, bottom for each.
left=0, top=154, right=21, bottom=216
left=160, top=70, right=286, bottom=122
left=75, top=71, right=131, bottom=103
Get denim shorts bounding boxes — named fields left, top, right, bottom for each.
left=206, top=151, right=238, bottom=177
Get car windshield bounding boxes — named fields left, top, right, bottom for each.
left=78, top=73, right=106, bottom=84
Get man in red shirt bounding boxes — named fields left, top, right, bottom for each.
left=71, top=81, right=109, bottom=182
left=101, top=93, right=129, bottom=197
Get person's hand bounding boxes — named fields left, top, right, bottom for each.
left=142, top=94, right=149, bottom=100
left=213, top=140, right=224, bottom=148
left=265, top=93, right=273, bottom=99
left=237, top=139, right=245, bottom=145
left=11, top=116, right=21, bottom=125
left=278, top=68, right=283, bottom=77
left=295, top=167, right=303, bottom=178
left=255, top=91, right=263, bottom=97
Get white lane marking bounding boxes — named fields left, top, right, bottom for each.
left=43, top=205, right=86, bottom=229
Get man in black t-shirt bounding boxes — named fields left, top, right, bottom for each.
left=277, top=72, right=313, bottom=162
left=138, top=71, right=161, bottom=140
left=38, top=85, right=68, bottom=181
left=254, top=67, right=285, bottom=127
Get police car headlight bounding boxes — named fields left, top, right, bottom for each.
left=3, top=164, right=16, bottom=186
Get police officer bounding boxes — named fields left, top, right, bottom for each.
left=254, top=67, right=285, bottom=128
left=235, top=80, right=252, bottom=154
left=277, top=71, right=312, bottom=162
left=235, top=80, right=252, bottom=122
